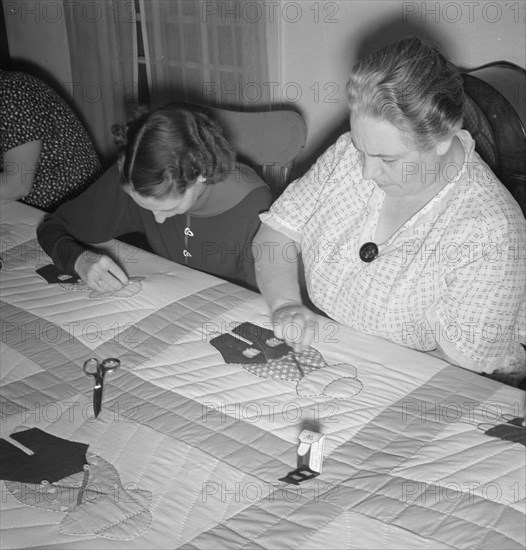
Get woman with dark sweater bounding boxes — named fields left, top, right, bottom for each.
left=37, top=105, right=272, bottom=291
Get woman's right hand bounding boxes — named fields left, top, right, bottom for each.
left=74, top=251, right=128, bottom=291
left=271, top=302, right=318, bottom=353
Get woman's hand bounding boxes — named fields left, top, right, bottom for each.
left=271, top=302, right=318, bottom=353
left=74, top=251, right=128, bottom=291
left=1, top=140, right=42, bottom=202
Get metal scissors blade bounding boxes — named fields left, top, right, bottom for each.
left=83, top=358, right=120, bottom=418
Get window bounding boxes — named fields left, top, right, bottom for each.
left=136, top=0, right=269, bottom=107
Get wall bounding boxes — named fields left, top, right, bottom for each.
left=4, top=0, right=525, bottom=171
left=3, top=0, right=72, bottom=96
left=278, top=0, right=526, bottom=169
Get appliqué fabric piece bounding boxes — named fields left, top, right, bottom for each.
left=296, top=363, right=363, bottom=399
left=4, top=450, right=152, bottom=540
left=210, top=322, right=365, bottom=395
left=483, top=417, right=526, bottom=446
left=0, top=428, right=88, bottom=484
left=242, top=347, right=326, bottom=381
left=210, top=322, right=293, bottom=364
left=59, top=277, right=144, bottom=299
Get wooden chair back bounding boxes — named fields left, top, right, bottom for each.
left=194, top=104, right=307, bottom=194
left=462, top=62, right=526, bottom=214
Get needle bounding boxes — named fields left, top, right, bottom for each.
left=292, top=352, right=305, bottom=378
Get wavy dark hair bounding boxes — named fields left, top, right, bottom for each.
left=112, top=104, right=235, bottom=198
left=346, top=36, right=465, bottom=151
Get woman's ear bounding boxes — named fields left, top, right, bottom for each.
left=197, top=174, right=207, bottom=184
left=435, top=136, right=454, bottom=156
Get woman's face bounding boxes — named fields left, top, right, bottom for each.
left=350, top=113, right=450, bottom=198
left=125, top=178, right=206, bottom=223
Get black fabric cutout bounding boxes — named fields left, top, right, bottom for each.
left=0, top=428, right=89, bottom=483
left=36, top=264, right=78, bottom=284
left=210, top=322, right=292, bottom=364
left=484, top=417, right=526, bottom=446
left=279, top=465, right=320, bottom=485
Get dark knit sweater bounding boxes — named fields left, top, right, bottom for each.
left=37, top=162, right=272, bottom=289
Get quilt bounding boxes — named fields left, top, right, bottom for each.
left=1, top=203, right=525, bottom=549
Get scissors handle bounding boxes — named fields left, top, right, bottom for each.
left=101, top=358, right=120, bottom=373
left=83, top=357, right=120, bottom=376
left=83, top=358, right=100, bottom=376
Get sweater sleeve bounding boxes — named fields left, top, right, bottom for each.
left=37, top=163, right=141, bottom=275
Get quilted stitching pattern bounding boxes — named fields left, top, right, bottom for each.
left=1, top=224, right=525, bottom=549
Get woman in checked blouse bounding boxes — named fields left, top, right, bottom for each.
left=254, top=36, right=526, bottom=385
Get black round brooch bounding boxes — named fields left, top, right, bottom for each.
left=359, top=242, right=379, bottom=263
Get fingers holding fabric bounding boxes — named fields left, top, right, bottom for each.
left=271, top=303, right=317, bottom=353
left=74, top=251, right=129, bottom=291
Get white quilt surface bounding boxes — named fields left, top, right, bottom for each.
left=1, top=212, right=525, bottom=549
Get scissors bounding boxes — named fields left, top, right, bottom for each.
left=83, top=358, right=121, bottom=418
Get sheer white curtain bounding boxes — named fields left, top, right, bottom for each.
left=140, top=0, right=270, bottom=108
left=64, top=0, right=137, bottom=164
